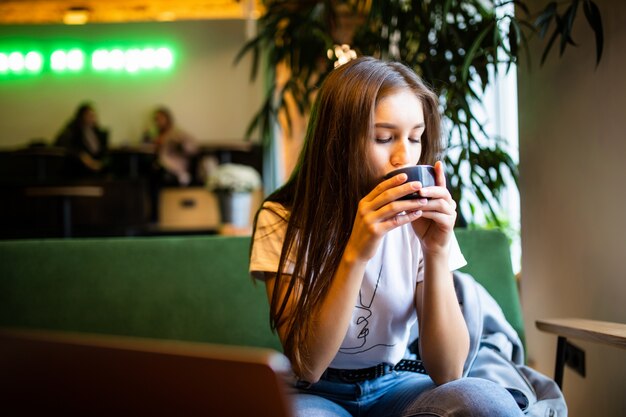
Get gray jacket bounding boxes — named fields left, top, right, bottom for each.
left=455, top=271, right=567, bottom=416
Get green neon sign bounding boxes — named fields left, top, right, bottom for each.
left=91, top=47, right=173, bottom=72
left=0, top=51, right=44, bottom=73
left=0, top=46, right=175, bottom=76
left=51, top=49, right=85, bottom=72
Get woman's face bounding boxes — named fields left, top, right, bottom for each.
left=82, top=108, right=97, bottom=127
left=154, top=111, right=169, bottom=132
left=367, top=89, right=425, bottom=180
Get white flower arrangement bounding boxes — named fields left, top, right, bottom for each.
left=206, top=163, right=262, bottom=193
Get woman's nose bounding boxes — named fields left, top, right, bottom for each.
left=391, top=140, right=410, bottom=167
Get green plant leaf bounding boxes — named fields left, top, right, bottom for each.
left=461, top=21, right=494, bottom=83
left=534, top=1, right=557, bottom=39
left=507, top=19, right=519, bottom=58
left=583, top=0, right=604, bottom=66
left=559, top=1, right=579, bottom=57
left=235, top=0, right=602, bottom=226
left=540, top=21, right=561, bottom=65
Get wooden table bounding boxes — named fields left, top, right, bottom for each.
left=536, top=318, right=626, bottom=388
left=109, top=145, right=155, bottom=179
left=24, top=186, right=104, bottom=237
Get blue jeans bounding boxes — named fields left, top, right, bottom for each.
left=292, top=372, right=524, bottom=417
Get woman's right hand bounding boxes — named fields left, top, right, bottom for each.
left=345, top=173, right=428, bottom=263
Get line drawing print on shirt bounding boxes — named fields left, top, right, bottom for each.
left=339, top=264, right=395, bottom=354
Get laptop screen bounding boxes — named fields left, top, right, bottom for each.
left=0, top=328, right=294, bottom=417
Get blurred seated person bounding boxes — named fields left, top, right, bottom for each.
left=143, top=106, right=198, bottom=186
left=55, top=102, right=109, bottom=173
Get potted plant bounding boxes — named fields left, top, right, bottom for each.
left=236, top=0, right=603, bottom=225
left=206, top=163, right=262, bottom=227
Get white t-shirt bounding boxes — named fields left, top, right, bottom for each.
left=250, top=201, right=467, bottom=369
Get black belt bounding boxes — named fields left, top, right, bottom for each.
left=322, top=359, right=427, bottom=383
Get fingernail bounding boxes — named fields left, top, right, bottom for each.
left=411, top=181, right=421, bottom=190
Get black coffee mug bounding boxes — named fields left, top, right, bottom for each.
left=384, top=165, right=436, bottom=200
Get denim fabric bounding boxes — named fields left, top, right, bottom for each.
left=293, top=372, right=525, bottom=417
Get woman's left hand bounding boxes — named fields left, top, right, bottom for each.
left=411, top=161, right=457, bottom=255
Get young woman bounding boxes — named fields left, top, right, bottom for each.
left=250, top=57, right=523, bottom=416
left=55, top=102, right=108, bottom=172
left=143, top=106, right=198, bottom=186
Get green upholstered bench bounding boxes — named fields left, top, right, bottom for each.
left=455, top=229, right=524, bottom=344
left=0, top=236, right=281, bottom=350
left=0, top=229, right=523, bottom=350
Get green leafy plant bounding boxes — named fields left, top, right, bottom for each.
left=236, top=0, right=603, bottom=224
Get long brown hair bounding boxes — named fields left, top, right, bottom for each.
left=252, top=56, right=442, bottom=372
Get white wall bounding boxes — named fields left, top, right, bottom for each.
left=0, top=20, right=262, bottom=148
left=518, top=1, right=626, bottom=415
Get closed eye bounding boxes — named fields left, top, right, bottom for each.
left=375, top=137, right=392, bottom=144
